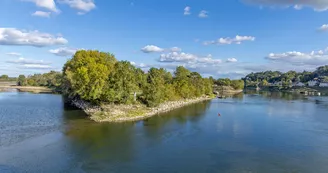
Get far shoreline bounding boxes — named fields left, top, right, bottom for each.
left=0, top=85, right=55, bottom=93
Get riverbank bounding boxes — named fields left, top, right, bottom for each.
left=71, top=96, right=214, bottom=122
left=213, top=86, right=243, bottom=96
left=0, top=86, right=54, bottom=93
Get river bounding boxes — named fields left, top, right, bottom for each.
left=1, top=91, right=328, bottom=173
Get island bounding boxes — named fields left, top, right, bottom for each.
left=2, top=50, right=328, bottom=122
left=0, top=50, right=246, bottom=122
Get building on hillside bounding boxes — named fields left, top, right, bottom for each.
left=308, top=80, right=318, bottom=87
left=319, top=82, right=328, bottom=87
left=293, top=82, right=305, bottom=87
left=274, top=81, right=282, bottom=86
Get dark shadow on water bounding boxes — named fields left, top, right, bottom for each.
left=61, top=100, right=211, bottom=169
left=143, top=100, right=211, bottom=126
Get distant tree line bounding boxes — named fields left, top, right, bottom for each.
left=0, top=75, right=16, bottom=81
left=17, top=71, right=62, bottom=90
left=62, top=50, right=214, bottom=107
left=214, top=78, right=245, bottom=90
left=243, top=65, right=328, bottom=87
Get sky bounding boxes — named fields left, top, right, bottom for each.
left=0, top=0, right=328, bottom=79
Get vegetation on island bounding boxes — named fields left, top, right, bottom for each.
left=62, top=50, right=214, bottom=107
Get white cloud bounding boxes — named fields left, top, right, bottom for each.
left=159, top=52, right=224, bottom=67
left=141, top=45, right=164, bottom=53
left=23, top=0, right=59, bottom=12
left=170, top=47, right=182, bottom=52
left=227, top=58, right=238, bottom=62
left=58, top=0, right=96, bottom=13
left=319, top=24, right=328, bottom=31
left=132, top=47, right=328, bottom=79
left=0, top=28, right=68, bottom=47
left=22, top=64, right=52, bottom=69
left=184, top=6, right=191, bottom=15
left=204, top=35, right=255, bottom=45
left=6, top=57, right=53, bottom=69
left=6, top=52, right=22, bottom=57
left=159, top=52, right=198, bottom=62
left=197, top=55, right=222, bottom=64
left=32, top=11, right=51, bottom=18
left=243, top=0, right=328, bottom=11
left=49, top=47, right=78, bottom=56
left=198, top=10, right=208, bottom=18
left=6, top=57, right=51, bottom=65
left=141, top=45, right=182, bottom=53
left=266, top=50, right=328, bottom=66
left=130, top=61, right=150, bottom=69
left=294, top=4, right=303, bottom=10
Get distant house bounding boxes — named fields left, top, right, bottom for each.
left=308, top=80, right=318, bottom=87
left=274, top=81, right=282, bottom=86
left=293, top=82, right=305, bottom=87
left=319, top=82, right=328, bottom=87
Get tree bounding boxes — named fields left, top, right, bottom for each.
left=173, top=66, right=192, bottom=98
left=63, top=50, right=117, bottom=103
left=261, top=79, right=269, bottom=86
left=103, top=61, right=138, bottom=104
left=231, top=80, right=245, bottom=90
left=142, top=68, right=170, bottom=107
left=60, top=50, right=215, bottom=107
left=216, top=78, right=232, bottom=86
left=0, top=75, right=9, bottom=80
left=190, top=72, right=204, bottom=97
left=17, top=75, right=26, bottom=86
left=315, top=65, right=328, bottom=76
left=203, top=78, right=213, bottom=95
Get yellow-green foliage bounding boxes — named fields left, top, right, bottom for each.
left=63, top=50, right=116, bottom=102
left=62, top=50, right=214, bottom=106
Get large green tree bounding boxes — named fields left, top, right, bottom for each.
left=103, top=61, right=138, bottom=104
left=17, top=75, right=26, bottom=86
left=142, top=68, right=170, bottom=107
left=0, top=75, right=9, bottom=80
left=173, top=66, right=192, bottom=98
left=63, top=50, right=117, bottom=102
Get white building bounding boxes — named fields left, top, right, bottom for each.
left=274, top=81, right=282, bottom=86
left=293, top=82, right=305, bottom=87
left=319, top=82, right=328, bottom=87
left=308, top=80, right=318, bottom=87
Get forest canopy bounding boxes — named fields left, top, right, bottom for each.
left=62, top=50, right=214, bottom=107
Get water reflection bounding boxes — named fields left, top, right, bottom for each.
left=62, top=101, right=211, bottom=169
left=2, top=92, right=328, bottom=172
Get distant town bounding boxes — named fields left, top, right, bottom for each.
left=244, top=65, right=328, bottom=89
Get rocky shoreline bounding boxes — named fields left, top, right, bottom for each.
left=0, top=86, right=54, bottom=93
left=71, top=96, right=214, bottom=123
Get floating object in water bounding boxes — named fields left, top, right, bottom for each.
left=218, top=113, right=221, bottom=116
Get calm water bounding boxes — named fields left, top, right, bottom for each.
left=1, top=91, right=328, bottom=173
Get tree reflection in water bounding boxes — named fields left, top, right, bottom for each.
left=62, top=100, right=211, bottom=171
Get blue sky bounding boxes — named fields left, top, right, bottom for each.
left=0, top=0, right=328, bottom=79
